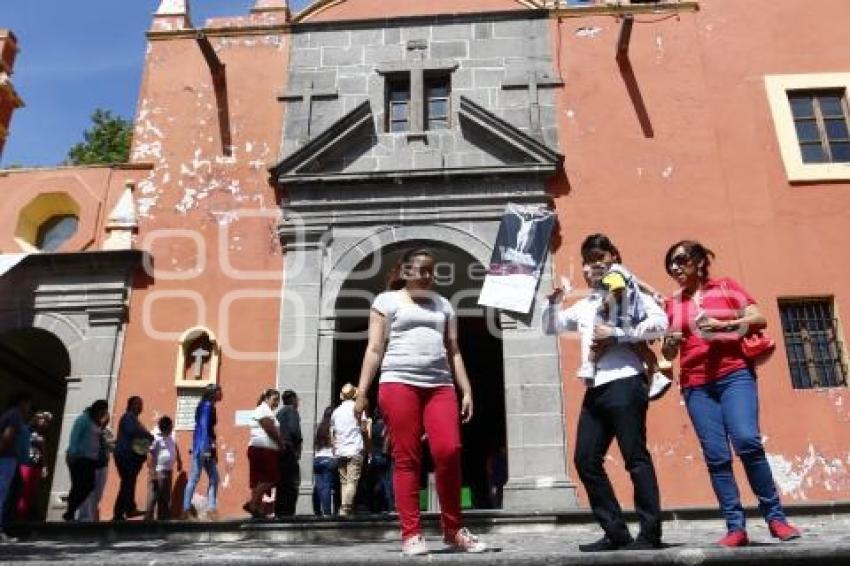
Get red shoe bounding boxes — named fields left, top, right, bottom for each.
left=717, top=530, right=749, bottom=547
left=769, top=520, right=801, bottom=541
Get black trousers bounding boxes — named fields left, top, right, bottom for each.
left=274, top=450, right=300, bottom=517
left=66, top=457, right=98, bottom=518
left=113, top=456, right=143, bottom=519
left=574, top=374, right=662, bottom=543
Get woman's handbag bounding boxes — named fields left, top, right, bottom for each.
left=740, top=330, right=776, bottom=362
left=717, top=280, right=776, bottom=364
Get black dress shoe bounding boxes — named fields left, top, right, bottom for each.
left=625, top=537, right=663, bottom=550
left=579, top=535, right=633, bottom=552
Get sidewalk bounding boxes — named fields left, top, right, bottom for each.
left=3, top=507, right=850, bottom=565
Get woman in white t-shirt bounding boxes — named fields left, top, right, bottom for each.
left=244, top=388, right=283, bottom=518
left=354, top=247, right=486, bottom=556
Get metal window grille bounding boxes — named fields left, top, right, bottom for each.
left=778, top=298, right=848, bottom=389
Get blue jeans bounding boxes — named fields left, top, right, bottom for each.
left=684, top=368, right=785, bottom=532
left=313, top=457, right=337, bottom=516
left=182, top=453, right=219, bottom=513
left=0, top=457, right=16, bottom=531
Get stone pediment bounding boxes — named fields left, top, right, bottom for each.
left=271, top=96, right=563, bottom=184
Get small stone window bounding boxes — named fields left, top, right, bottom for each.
left=387, top=75, right=411, bottom=133
left=425, top=75, right=451, bottom=130
left=36, top=215, right=79, bottom=252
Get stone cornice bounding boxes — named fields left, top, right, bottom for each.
left=147, top=24, right=289, bottom=41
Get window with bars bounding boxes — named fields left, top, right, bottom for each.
left=425, top=75, right=451, bottom=130
left=788, top=90, right=850, bottom=164
left=778, top=298, right=847, bottom=389
left=386, top=75, right=410, bottom=133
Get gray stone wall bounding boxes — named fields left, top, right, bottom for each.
left=281, top=13, right=560, bottom=171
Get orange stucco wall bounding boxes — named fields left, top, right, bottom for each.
left=0, top=165, right=149, bottom=253
left=549, top=0, right=850, bottom=509
left=105, top=15, right=289, bottom=516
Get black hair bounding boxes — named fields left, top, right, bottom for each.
left=314, top=406, right=334, bottom=449
left=580, top=234, right=622, bottom=264
left=126, top=396, right=142, bottom=411
left=664, top=239, right=716, bottom=279
left=87, top=399, right=109, bottom=420
left=158, top=415, right=174, bottom=433
left=282, top=390, right=298, bottom=406
left=387, top=247, right=435, bottom=290
left=202, top=384, right=222, bottom=402
left=257, top=388, right=280, bottom=406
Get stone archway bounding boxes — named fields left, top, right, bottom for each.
left=0, top=250, right=143, bottom=518
left=0, top=327, right=70, bottom=520
left=278, top=222, right=577, bottom=513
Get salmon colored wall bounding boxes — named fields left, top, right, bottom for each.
left=0, top=165, right=150, bottom=253
left=297, top=0, right=526, bottom=23
left=106, top=18, right=289, bottom=517
left=549, top=0, right=850, bottom=511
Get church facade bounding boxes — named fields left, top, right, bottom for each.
left=3, top=0, right=850, bottom=519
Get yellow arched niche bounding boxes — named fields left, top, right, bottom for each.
left=174, top=326, right=220, bottom=388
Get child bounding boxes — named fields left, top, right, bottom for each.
left=576, top=264, right=673, bottom=400
left=145, top=416, right=182, bottom=521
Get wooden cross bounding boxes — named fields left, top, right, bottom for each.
left=501, top=71, right=565, bottom=132
left=190, top=346, right=210, bottom=379
left=277, top=80, right=339, bottom=139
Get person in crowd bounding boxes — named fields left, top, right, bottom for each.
left=77, top=412, right=114, bottom=521
left=181, top=384, right=222, bottom=521
left=661, top=240, right=801, bottom=547
left=245, top=388, right=283, bottom=519
left=113, top=396, right=154, bottom=521
left=63, top=400, right=109, bottom=522
left=331, top=383, right=365, bottom=517
left=355, top=247, right=486, bottom=556
left=368, top=407, right=393, bottom=514
left=1, top=401, right=31, bottom=529
left=543, top=234, right=666, bottom=552
left=275, top=389, right=302, bottom=518
left=15, top=411, right=52, bottom=520
left=145, top=415, right=182, bottom=521
left=312, top=406, right=336, bottom=516
left=0, top=392, right=32, bottom=542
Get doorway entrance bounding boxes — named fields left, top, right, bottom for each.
left=331, top=242, right=507, bottom=511
left=0, top=327, right=70, bottom=521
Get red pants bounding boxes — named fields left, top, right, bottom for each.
left=378, top=383, right=462, bottom=541
left=16, top=464, right=42, bottom=520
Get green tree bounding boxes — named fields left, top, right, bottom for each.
left=65, top=109, right=132, bottom=165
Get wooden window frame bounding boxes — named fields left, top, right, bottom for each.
left=765, top=73, right=850, bottom=181
left=789, top=89, right=850, bottom=164
left=385, top=74, right=411, bottom=134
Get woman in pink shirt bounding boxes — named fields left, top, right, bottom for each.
left=662, top=240, right=800, bottom=547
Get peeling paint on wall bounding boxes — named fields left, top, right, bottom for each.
left=767, top=444, right=850, bottom=499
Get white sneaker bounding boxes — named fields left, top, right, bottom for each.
left=649, top=371, right=672, bottom=401
left=445, top=527, right=487, bottom=553
left=0, top=533, right=18, bottom=543
left=401, top=534, right=429, bottom=556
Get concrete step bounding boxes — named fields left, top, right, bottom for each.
left=8, top=502, right=850, bottom=544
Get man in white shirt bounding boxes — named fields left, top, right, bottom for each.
left=543, top=234, right=667, bottom=552
left=331, top=383, right=364, bottom=516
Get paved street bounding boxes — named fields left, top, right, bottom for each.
left=3, top=512, right=850, bottom=565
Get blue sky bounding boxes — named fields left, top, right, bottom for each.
left=2, top=0, right=310, bottom=167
